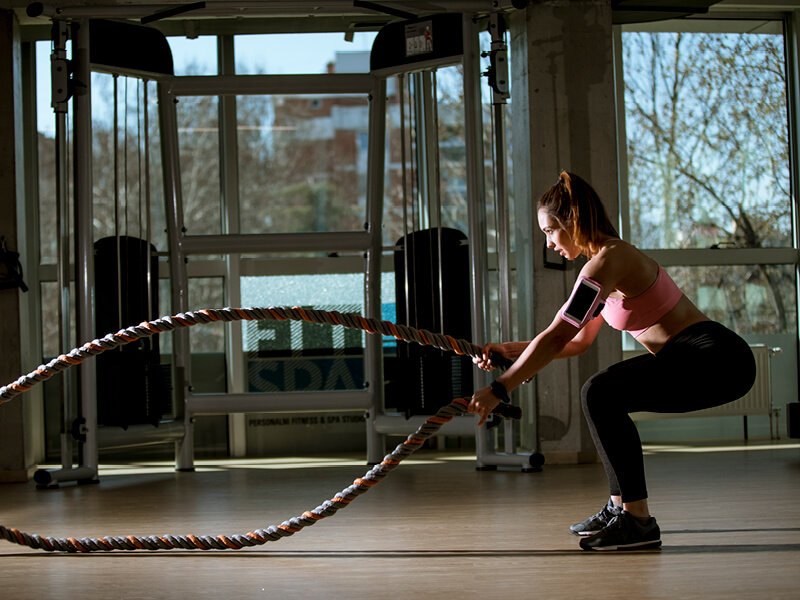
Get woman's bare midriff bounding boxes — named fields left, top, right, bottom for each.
left=634, top=295, right=710, bottom=355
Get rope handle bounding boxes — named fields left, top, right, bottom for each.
left=490, top=401, right=521, bottom=420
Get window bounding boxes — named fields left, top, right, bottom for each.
left=622, top=25, right=791, bottom=251
left=176, top=95, right=222, bottom=235
left=666, top=264, right=796, bottom=334
left=620, top=20, right=796, bottom=338
left=234, top=33, right=376, bottom=75
left=237, top=93, right=370, bottom=234
left=168, top=36, right=217, bottom=76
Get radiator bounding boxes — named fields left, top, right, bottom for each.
left=630, top=344, right=782, bottom=439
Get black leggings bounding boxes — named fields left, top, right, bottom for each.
left=581, top=321, right=756, bottom=503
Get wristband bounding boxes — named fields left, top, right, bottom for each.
left=490, top=380, right=511, bottom=403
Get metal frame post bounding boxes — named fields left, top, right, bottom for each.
left=462, top=13, right=493, bottom=465
left=53, top=20, right=74, bottom=473
left=488, top=11, right=515, bottom=455
left=785, top=12, right=800, bottom=404
left=157, top=79, right=194, bottom=471
left=217, top=34, right=248, bottom=458
left=366, top=77, right=387, bottom=464
left=464, top=12, right=532, bottom=470
left=72, top=18, right=98, bottom=483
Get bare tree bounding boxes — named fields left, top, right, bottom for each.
left=623, top=31, right=794, bottom=334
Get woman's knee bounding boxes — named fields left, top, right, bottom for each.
left=581, top=371, right=615, bottom=418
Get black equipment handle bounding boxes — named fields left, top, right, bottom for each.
left=486, top=350, right=514, bottom=370
left=490, top=402, right=522, bottom=421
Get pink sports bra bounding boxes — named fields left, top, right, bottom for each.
left=602, top=265, right=683, bottom=338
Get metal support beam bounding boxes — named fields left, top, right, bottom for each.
left=462, top=13, right=493, bottom=465
left=218, top=34, right=247, bottom=458
left=365, top=77, right=387, bottom=464
left=187, top=390, right=372, bottom=415
left=167, top=73, right=375, bottom=97
left=157, top=80, right=194, bottom=470
left=181, top=231, right=373, bottom=255
left=72, top=18, right=98, bottom=483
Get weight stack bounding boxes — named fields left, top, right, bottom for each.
left=94, top=236, right=171, bottom=428
left=386, top=227, right=473, bottom=416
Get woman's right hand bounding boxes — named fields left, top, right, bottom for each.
left=472, top=343, right=508, bottom=371
left=467, top=385, right=502, bottom=426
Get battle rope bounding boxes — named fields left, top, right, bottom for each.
left=0, top=306, right=520, bottom=553
left=1, top=306, right=511, bottom=405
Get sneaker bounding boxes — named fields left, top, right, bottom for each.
left=579, top=511, right=662, bottom=551
left=570, top=498, right=622, bottom=536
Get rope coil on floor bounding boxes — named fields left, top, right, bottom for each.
left=0, top=397, right=510, bottom=553
left=0, top=306, right=520, bottom=553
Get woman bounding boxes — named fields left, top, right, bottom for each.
left=467, top=172, right=756, bottom=551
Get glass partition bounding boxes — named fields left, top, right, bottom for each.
left=240, top=271, right=396, bottom=392
left=237, top=93, right=370, bottom=234
left=176, top=95, right=222, bottom=236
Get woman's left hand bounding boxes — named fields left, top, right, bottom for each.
left=467, top=386, right=501, bottom=426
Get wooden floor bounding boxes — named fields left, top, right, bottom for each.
left=1, top=440, right=799, bottom=600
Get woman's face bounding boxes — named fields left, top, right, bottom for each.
left=538, top=209, right=582, bottom=260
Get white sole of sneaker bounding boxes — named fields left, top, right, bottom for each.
left=581, top=539, right=662, bottom=551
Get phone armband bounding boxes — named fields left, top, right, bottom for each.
left=560, top=276, right=605, bottom=329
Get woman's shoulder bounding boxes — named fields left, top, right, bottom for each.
left=597, top=236, right=631, bottom=253
left=595, top=238, right=650, bottom=263
left=590, top=237, right=633, bottom=264
left=586, top=238, right=658, bottom=293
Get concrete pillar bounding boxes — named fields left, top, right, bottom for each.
left=511, top=0, right=622, bottom=464
left=0, top=10, right=44, bottom=482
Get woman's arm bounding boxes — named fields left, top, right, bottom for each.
left=472, top=341, right=530, bottom=370
left=495, top=314, right=585, bottom=392
left=468, top=249, right=623, bottom=424
left=554, top=314, right=605, bottom=358
left=475, top=313, right=604, bottom=367
left=468, top=314, right=585, bottom=425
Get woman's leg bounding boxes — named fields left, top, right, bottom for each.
left=581, top=354, right=655, bottom=504
left=581, top=322, right=756, bottom=505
